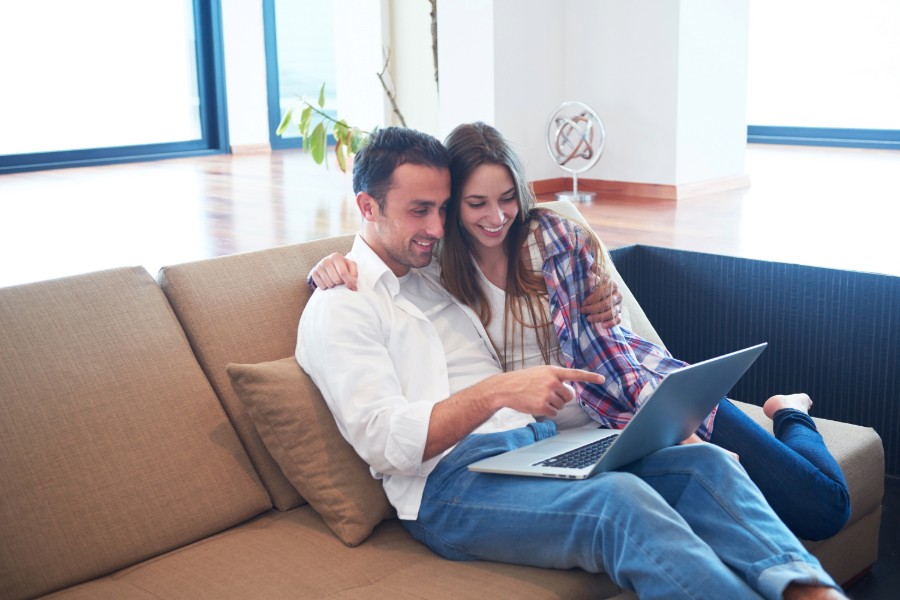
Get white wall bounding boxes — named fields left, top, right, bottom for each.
left=333, top=0, right=391, bottom=132
left=438, top=0, right=750, bottom=187
left=437, top=0, right=565, bottom=179
left=389, top=0, right=440, bottom=134
left=564, top=0, right=681, bottom=184
left=220, top=0, right=269, bottom=148
left=437, top=0, right=497, bottom=133
left=492, top=0, right=566, bottom=181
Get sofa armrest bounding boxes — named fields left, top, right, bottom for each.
left=610, top=245, right=898, bottom=478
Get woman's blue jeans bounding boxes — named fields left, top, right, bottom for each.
left=403, top=422, right=839, bottom=600
left=710, top=399, right=850, bottom=540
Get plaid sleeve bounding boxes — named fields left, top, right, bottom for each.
left=536, top=212, right=716, bottom=439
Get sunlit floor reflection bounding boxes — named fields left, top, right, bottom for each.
left=1, top=144, right=898, bottom=289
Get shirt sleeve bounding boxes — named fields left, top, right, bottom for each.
left=296, top=288, right=442, bottom=477
left=537, top=213, right=716, bottom=439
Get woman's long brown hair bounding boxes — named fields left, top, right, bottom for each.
left=440, top=123, right=562, bottom=370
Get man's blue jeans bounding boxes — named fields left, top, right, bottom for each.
left=402, top=422, right=839, bottom=600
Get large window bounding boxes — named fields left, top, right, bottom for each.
left=263, top=0, right=337, bottom=149
left=747, top=1, right=900, bottom=149
left=0, top=0, right=228, bottom=173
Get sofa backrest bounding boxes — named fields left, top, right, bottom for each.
left=0, top=267, right=271, bottom=600
left=158, top=235, right=355, bottom=510
left=155, top=202, right=664, bottom=511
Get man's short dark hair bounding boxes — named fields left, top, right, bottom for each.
left=352, top=127, right=450, bottom=208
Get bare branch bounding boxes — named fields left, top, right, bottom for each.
left=429, top=0, right=438, bottom=89
left=377, top=47, right=408, bottom=127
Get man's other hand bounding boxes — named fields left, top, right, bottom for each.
left=582, top=273, right=623, bottom=327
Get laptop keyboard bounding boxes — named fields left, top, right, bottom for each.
left=534, top=434, right=620, bottom=469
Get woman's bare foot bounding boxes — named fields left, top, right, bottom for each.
left=763, top=393, right=813, bottom=419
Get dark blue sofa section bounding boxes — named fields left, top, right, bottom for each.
left=609, top=245, right=899, bottom=476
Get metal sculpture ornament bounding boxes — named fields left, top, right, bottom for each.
left=545, top=101, right=605, bottom=203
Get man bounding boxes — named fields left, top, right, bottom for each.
left=296, top=127, right=845, bottom=600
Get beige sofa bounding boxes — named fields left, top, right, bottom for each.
left=0, top=228, right=885, bottom=599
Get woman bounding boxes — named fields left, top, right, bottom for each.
left=313, top=122, right=850, bottom=541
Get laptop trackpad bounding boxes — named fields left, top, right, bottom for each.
left=523, top=441, right=573, bottom=458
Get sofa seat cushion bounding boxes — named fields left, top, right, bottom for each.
left=44, top=507, right=622, bottom=600
left=227, top=357, right=394, bottom=546
left=0, top=267, right=271, bottom=600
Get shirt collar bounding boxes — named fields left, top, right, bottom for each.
left=349, top=233, right=401, bottom=295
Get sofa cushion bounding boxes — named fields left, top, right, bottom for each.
left=158, top=235, right=355, bottom=511
left=47, top=508, right=621, bottom=600
left=0, top=267, right=270, bottom=600
left=227, top=357, right=394, bottom=546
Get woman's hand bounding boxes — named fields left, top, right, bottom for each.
left=581, top=273, right=623, bottom=327
left=308, top=253, right=359, bottom=291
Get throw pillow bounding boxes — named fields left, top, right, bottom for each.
left=227, top=357, right=394, bottom=546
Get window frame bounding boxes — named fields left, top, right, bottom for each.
left=263, top=0, right=299, bottom=151
left=747, top=126, right=900, bottom=150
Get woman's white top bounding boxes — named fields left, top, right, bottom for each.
left=475, top=266, right=594, bottom=430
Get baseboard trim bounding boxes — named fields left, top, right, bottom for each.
left=532, top=175, right=750, bottom=200
left=230, top=143, right=272, bottom=155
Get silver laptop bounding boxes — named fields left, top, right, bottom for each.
left=468, top=343, right=767, bottom=479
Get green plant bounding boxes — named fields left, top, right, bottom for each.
left=276, top=83, right=371, bottom=172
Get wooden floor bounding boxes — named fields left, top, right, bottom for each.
left=1, top=144, right=898, bottom=289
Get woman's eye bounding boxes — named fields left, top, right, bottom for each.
left=501, top=196, right=517, bottom=204
left=468, top=202, right=485, bottom=209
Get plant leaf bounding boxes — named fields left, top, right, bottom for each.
left=299, top=106, right=312, bottom=136
left=333, top=119, right=348, bottom=142
left=317, top=82, right=326, bottom=108
left=335, top=138, right=347, bottom=173
left=311, top=122, right=327, bottom=164
left=276, top=107, right=293, bottom=136
left=350, top=128, right=366, bottom=153
left=299, top=106, right=313, bottom=150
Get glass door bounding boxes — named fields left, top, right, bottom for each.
left=263, top=0, right=337, bottom=149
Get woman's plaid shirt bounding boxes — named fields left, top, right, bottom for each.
left=532, top=210, right=716, bottom=439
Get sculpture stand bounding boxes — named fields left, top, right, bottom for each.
left=555, top=173, right=595, bottom=204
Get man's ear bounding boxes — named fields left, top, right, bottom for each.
left=357, top=192, right=379, bottom=222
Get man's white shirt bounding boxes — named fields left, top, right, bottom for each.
left=296, top=234, right=533, bottom=519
